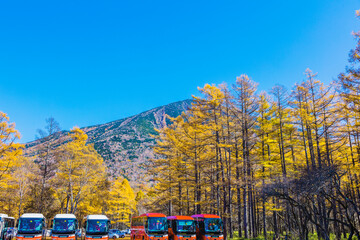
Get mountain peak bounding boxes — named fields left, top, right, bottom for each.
left=26, top=99, right=192, bottom=184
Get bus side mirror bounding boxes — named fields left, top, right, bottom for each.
left=16, top=220, right=19, bottom=228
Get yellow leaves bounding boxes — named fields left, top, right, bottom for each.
left=0, top=112, right=29, bottom=217
left=107, top=178, right=137, bottom=226
left=69, top=127, right=88, bottom=143
left=0, top=112, right=23, bottom=186
left=135, top=190, right=145, bottom=202
left=54, top=127, right=106, bottom=214
left=197, top=84, right=225, bottom=107
left=266, top=206, right=284, bottom=212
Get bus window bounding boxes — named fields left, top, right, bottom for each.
left=148, top=218, right=167, bottom=232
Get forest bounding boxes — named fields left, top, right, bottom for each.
left=0, top=119, right=142, bottom=228
left=146, top=13, right=360, bottom=240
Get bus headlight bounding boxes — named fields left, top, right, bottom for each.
left=191, top=235, right=196, bottom=238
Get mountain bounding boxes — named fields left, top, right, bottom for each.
left=25, top=99, right=192, bottom=185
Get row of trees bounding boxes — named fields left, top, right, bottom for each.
left=0, top=117, right=140, bottom=228
left=148, top=14, right=360, bottom=240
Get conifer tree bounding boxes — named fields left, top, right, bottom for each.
left=54, top=127, right=106, bottom=214
left=232, top=75, right=258, bottom=239
left=0, top=112, right=22, bottom=184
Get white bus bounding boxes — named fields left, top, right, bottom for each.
left=83, top=215, right=110, bottom=240
left=51, top=214, right=78, bottom=240
left=0, top=214, right=15, bottom=240
left=16, top=213, right=46, bottom=240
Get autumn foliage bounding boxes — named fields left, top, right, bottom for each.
left=0, top=122, right=139, bottom=228
left=147, top=16, right=360, bottom=238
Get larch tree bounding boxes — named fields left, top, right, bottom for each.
left=107, top=178, right=136, bottom=228
left=10, top=156, right=37, bottom=218
left=54, top=127, right=106, bottom=214
left=232, top=75, right=258, bottom=239
left=0, top=112, right=23, bottom=215
left=30, top=117, right=61, bottom=216
left=0, top=112, right=22, bottom=184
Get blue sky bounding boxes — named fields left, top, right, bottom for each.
left=0, top=0, right=359, bottom=143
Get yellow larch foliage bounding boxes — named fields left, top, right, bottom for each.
left=54, top=127, right=106, bottom=214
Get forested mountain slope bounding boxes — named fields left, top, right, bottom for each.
left=25, top=99, right=191, bottom=184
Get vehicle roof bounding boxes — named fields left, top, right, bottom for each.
left=138, top=213, right=167, bottom=218
left=86, top=215, right=109, bottom=220
left=0, top=214, right=9, bottom=218
left=54, top=214, right=77, bottom=219
left=167, top=216, right=194, bottom=220
left=191, top=214, right=221, bottom=219
left=20, top=213, right=45, bottom=219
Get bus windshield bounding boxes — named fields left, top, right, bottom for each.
left=176, top=220, right=195, bottom=233
left=52, top=219, right=77, bottom=234
left=204, top=218, right=223, bottom=233
left=18, top=218, right=43, bottom=234
left=147, top=217, right=167, bottom=233
left=86, top=220, right=109, bottom=235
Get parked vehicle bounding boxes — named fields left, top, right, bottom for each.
left=109, top=229, right=125, bottom=239
left=131, top=213, right=168, bottom=240
left=75, top=229, right=83, bottom=238
left=83, top=215, right=110, bottom=240
left=167, top=216, right=196, bottom=240
left=0, top=214, right=15, bottom=240
left=191, top=215, right=223, bottom=240
left=51, top=214, right=78, bottom=240
left=16, top=213, right=46, bottom=240
left=8, top=227, right=17, bottom=240
left=4, top=227, right=16, bottom=240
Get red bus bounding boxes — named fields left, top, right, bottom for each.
left=167, top=216, right=196, bottom=240
left=191, top=215, right=223, bottom=240
left=131, top=213, right=168, bottom=240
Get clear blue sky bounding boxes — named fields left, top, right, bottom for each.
left=0, top=0, right=359, bottom=143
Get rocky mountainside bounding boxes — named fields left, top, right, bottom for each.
left=25, top=99, right=192, bottom=185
